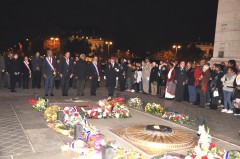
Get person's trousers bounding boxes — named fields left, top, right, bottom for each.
left=199, top=90, right=206, bottom=107
left=18, top=74, right=22, bottom=88
left=77, top=80, right=85, bottom=95
left=0, top=72, right=2, bottom=88
left=134, top=83, right=140, bottom=92
left=210, top=92, right=219, bottom=109
left=188, top=85, right=196, bottom=103
left=90, top=77, right=98, bottom=95
left=10, top=74, right=17, bottom=91
left=142, top=78, right=149, bottom=93
left=61, top=76, right=70, bottom=95
left=235, top=108, right=240, bottom=114
left=108, top=85, right=115, bottom=96
left=126, top=78, right=132, bottom=90
left=119, top=78, right=126, bottom=91
left=151, top=82, right=157, bottom=95
left=55, top=80, right=60, bottom=89
left=22, top=74, right=29, bottom=89
left=159, top=86, right=165, bottom=97
left=223, top=90, right=233, bottom=110
left=175, top=84, right=185, bottom=101
left=44, top=76, right=54, bottom=94
left=32, top=71, right=41, bottom=88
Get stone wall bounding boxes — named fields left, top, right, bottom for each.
left=211, top=0, right=240, bottom=65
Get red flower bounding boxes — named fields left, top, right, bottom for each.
left=191, top=155, right=196, bottom=158
left=174, top=116, right=179, bottom=120
left=28, top=99, right=37, bottom=105
left=74, top=113, right=79, bottom=117
left=209, top=142, right=216, bottom=150
left=116, top=109, right=121, bottom=113
left=201, top=156, right=208, bottom=159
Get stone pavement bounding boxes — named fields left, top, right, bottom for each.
left=0, top=83, right=239, bottom=159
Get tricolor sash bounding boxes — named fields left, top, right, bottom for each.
left=93, top=62, right=99, bottom=76
left=23, top=61, right=31, bottom=73
left=46, top=57, right=55, bottom=71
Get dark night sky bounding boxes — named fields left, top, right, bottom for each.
left=0, top=0, right=218, bottom=52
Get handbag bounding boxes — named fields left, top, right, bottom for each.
left=233, top=98, right=240, bottom=109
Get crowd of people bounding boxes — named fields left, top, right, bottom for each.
left=0, top=50, right=240, bottom=115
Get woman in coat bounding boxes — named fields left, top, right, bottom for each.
left=165, top=62, right=176, bottom=99
left=221, top=67, right=236, bottom=114
left=198, top=65, right=211, bottom=108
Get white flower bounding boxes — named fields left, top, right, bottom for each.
left=98, top=108, right=102, bottom=113
left=207, top=153, right=214, bottom=159
left=115, top=113, right=120, bottom=118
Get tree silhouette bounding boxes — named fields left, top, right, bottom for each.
left=177, top=44, right=204, bottom=62
left=64, top=39, right=92, bottom=55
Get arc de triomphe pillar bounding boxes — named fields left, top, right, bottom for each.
left=211, top=0, right=240, bottom=65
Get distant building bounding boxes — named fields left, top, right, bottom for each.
left=196, top=43, right=214, bottom=58
left=68, top=35, right=104, bottom=53
left=186, top=42, right=214, bottom=59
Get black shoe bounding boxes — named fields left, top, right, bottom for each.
left=50, top=94, right=54, bottom=96
left=81, top=94, right=84, bottom=96
left=11, top=90, right=16, bottom=92
left=45, top=94, right=48, bottom=96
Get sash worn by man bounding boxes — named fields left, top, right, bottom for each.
left=42, top=50, right=56, bottom=96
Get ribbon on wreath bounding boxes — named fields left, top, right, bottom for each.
left=82, top=119, right=91, bottom=141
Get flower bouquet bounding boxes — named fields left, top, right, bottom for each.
left=224, top=150, right=240, bottom=159
left=98, top=98, right=132, bottom=119
left=112, top=104, right=131, bottom=118
left=161, top=112, right=194, bottom=125
left=44, top=105, right=61, bottom=122
left=62, top=106, right=83, bottom=127
left=127, top=97, right=143, bottom=109
left=186, top=125, right=224, bottom=159
left=31, top=98, right=49, bottom=111
left=77, top=105, right=112, bottom=119
left=145, top=103, right=165, bottom=115
left=113, top=148, right=145, bottom=159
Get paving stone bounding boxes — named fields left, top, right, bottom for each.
left=0, top=104, right=33, bottom=158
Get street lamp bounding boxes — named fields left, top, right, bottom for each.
left=173, top=45, right=181, bottom=58
left=105, top=41, right=113, bottom=58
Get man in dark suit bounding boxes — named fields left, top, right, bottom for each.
left=8, top=54, right=21, bottom=92
left=60, top=52, right=73, bottom=96
left=31, top=52, right=42, bottom=89
left=175, top=61, right=188, bottom=102
left=89, top=55, right=101, bottom=96
left=74, top=54, right=88, bottom=96
left=104, top=57, right=119, bottom=97
left=22, top=56, right=31, bottom=89
left=42, top=50, right=57, bottom=96
left=119, top=58, right=128, bottom=92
